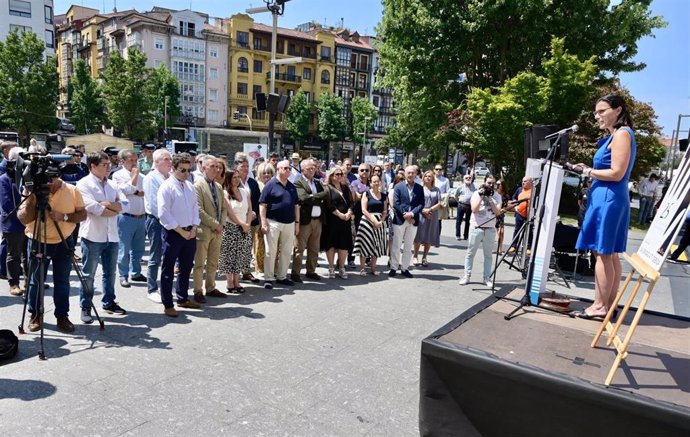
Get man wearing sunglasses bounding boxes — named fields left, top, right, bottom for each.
left=158, top=153, right=201, bottom=317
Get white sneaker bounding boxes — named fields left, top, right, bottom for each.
left=147, top=291, right=162, bottom=303
left=484, top=277, right=494, bottom=287
left=80, top=308, right=94, bottom=324
left=458, top=275, right=470, bottom=286
left=339, top=269, right=348, bottom=279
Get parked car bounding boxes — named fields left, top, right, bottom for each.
left=474, top=166, right=490, bottom=177
left=57, top=118, right=75, bottom=132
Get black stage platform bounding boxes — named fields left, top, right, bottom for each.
left=419, top=288, right=690, bottom=436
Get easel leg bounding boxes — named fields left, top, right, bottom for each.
left=592, top=270, right=633, bottom=347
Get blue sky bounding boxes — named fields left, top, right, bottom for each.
left=56, top=0, right=687, bottom=137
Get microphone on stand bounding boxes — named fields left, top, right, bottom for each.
left=544, top=124, right=579, bottom=140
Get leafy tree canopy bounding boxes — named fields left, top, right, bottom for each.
left=285, top=90, right=311, bottom=144
left=68, top=59, right=105, bottom=135
left=316, top=92, right=347, bottom=142
left=147, top=64, right=181, bottom=133
left=350, top=96, right=378, bottom=145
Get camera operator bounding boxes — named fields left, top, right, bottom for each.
left=1, top=146, right=27, bottom=296
left=17, top=159, right=86, bottom=333
left=458, top=175, right=503, bottom=286
left=0, top=141, right=18, bottom=280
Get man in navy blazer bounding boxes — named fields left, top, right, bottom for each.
left=390, top=166, right=424, bottom=278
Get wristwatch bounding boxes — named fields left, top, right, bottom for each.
left=63, top=213, right=69, bottom=222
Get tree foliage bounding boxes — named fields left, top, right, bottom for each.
left=68, top=59, right=105, bottom=134
left=376, top=0, right=666, bottom=158
left=285, top=90, right=310, bottom=144
left=0, top=31, right=59, bottom=143
left=350, top=96, right=378, bottom=145
left=316, top=92, right=347, bottom=142
left=147, top=64, right=181, bottom=131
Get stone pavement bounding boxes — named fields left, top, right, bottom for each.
left=0, top=215, right=686, bottom=436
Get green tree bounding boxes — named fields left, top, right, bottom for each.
left=376, top=0, right=665, bottom=157
left=284, top=90, right=310, bottom=145
left=100, top=48, right=154, bottom=140
left=147, top=64, right=181, bottom=132
left=316, top=92, right=347, bottom=142
left=67, top=59, right=105, bottom=134
left=350, top=96, right=378, bottom=146
left=0, top=30, right=59, bottom=143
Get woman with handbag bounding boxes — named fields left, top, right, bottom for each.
left=321, top=166, right=354, bottom=279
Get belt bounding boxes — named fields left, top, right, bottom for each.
left=123, top=213, right=145, bottom=218
left=182, top=225, right=193, bottom=231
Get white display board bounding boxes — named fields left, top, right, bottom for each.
left=528, top=163, right=564, bottom=304
left=637, top=147, right=690, bottom=270
left=243, top=143, right=268, bottom=172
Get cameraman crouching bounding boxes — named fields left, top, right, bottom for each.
left=458, top=175, right=503, bottom=287
left=18, top=165, right=86, bottom=332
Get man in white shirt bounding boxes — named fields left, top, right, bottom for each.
left=77, top=151, right=127, bottom=324
left=158, top=153, right=201, bottom=317
left=143, top=149, right=172, bottom=303
left=637, top=173, right=659, bottom=225
left=112, top=149, right=147, bottom=288
left=288, top=152, right=302, bottom=183
left=434, top=164, right=451, bottom=236
left=458, top=175, right=503, bottom=287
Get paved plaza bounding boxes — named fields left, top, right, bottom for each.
left=0, top=215, right=687, bottom=436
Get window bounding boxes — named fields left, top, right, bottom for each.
left=237, top=83, right=248, bottom=96
left=373, top=96, right=380, bottom=107
left=253, top=85, right=262, bottom=99
left=45, top=30, right=54, bottom=49
left=287, top=43, right=296, bottom=55
left=179, top=21, right=196, bottom=37
left=44, top=5, right=53, bottom=24
left=253, top=38, right=264, bottom=50
left=237, top=106, right=248, bottom=115
left=320, top=70, right=330, bottom=84
left=154, top=60, right=163, bottom=68
left=252, top=108, right=264, bottom=120
left=9, top=24, right=31, bottom=33
left=209, top=68, right=218, bottom=80
left=253, top=60, right=262, bottom=73
left=350, top=53, right=357, bottom=68
left=287, top=65, right=296, bottom=79
left=360, top=55, right=369, bottom=70
left=209, top=46, right=218, bottom=58
left=237, top=57, right=249, bottom=73
left=336, top=47, right=350, bottom=66
left=155, top=38, right=164, bottom=50
left=9, top=0, right=31, bottom=18
left=304, top=92, right=311, bottom=103
left=236, top=31, right=249, bottom=48
left=320, top=46, right=331, bottom=61
left=208, top=109, right=219, bottom=122
left=358, top=73, right=367, bottom=89
left=209, top=89, right=218, bottom=102
left=303, top=68, right=312, bottom=80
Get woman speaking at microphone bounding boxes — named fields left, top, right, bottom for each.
left=571, top=95, right=636, bottom=319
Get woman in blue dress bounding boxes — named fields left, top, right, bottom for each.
left=572, top=95, right=637, bottom=319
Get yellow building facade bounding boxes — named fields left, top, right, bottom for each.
left=226, top=14, right=336, bottom=133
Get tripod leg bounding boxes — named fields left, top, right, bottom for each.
left=504, top=294, right=530, bottom=320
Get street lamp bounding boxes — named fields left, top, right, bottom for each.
left=234, top=111, right=253, bottom=131
left=164, top=95, right=169, bottom=140
left=358, top=116, right=372, bottom=163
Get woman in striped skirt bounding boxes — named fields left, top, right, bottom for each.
left=353, top=174, right=388, bottom=275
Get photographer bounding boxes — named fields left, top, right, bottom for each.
left=1, top=146, right=27, bottom=296
left=17, top=159, right=86, bottom=333
left=458, top=176, right=503, bottom=286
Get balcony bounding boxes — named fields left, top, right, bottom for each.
left=253, top=42, right=269, bottom=51
left=351, top=63, right=371, bottom=72
left=320, top=55, right=333, bottom=63
left=267, top=72, right=302, bottom=83
left=237, top=67, right=249, bottom=73
left=77, top=41, right=92, bottom=52
left=234, top=40, right=250, bottom=49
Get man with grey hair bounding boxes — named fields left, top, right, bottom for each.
left=142, top=148, right=173, bottom=302
left=191, top=153, right=207, bottom=181
left=112, top=149, right=147, bottom=287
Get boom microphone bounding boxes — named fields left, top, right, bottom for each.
left=544, top=124, right=579, bottom=140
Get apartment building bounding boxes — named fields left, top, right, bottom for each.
left=1, top=0, right=56, bottom=58
left=333, top=29, right=374, bottom=120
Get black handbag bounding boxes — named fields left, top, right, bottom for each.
left=0, top=329, right=18, bottom=361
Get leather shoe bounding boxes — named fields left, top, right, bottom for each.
left=164, top=307, right=178, bottom=317
left=9, top=285, right=23, bottom=296
left=56, top=316, right=75, bottom=333
left=305, top=272, right=321, bottom=280
left=401, top=270, right=414, bottom=278
left=206, top=289, right=227, bottom=298
left=178, top=299, right=201, bottom=309
left=242, top=272, right=260, bottom=283
left=120, top=278, right=131, bottom=288
left=29, top=313, right=42, bottom=332
left=193, top=292, right=207, bottom=303
left=130, top=274, right=147, bottom=282
left=290, top=275, right=303, bottom=283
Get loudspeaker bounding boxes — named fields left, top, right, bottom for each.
left=679, top=138, right=688, bottom=152
left=278, top=94, right=291, bottom=113
left=524, top=124, right=571, bottom=162
left=256, top=93, right=267, bottom=111
left=267, top=93, right=280, bottom=113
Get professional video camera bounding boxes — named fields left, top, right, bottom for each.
left=10, top=152, right=78, bottom=195
left=477, top=183, right=494, bottom=198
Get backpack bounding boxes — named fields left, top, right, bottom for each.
left=0, top=329, right=19, bottom=361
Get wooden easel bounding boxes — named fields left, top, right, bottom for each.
left=591, top=252, right=660, bottom=386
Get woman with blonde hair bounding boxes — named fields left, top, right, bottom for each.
left=253, top=161, right=275, bottom=275
left=353, top=174, right=388, bottom=275
left=413, top=170, right=442, bottom=266
left=321, top=166, right=353, bottom=278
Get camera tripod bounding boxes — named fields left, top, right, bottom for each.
left=17, top=190, right=104, bottom=360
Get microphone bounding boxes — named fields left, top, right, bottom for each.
left=544, top=124, right=579, bottom=140
left=509, top=198, right=529, bottom=206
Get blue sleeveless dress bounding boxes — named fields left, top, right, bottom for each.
left=576, top=127, right=636, bottom=254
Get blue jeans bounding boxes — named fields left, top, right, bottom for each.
left=463, top=226, right=496, bottom=279
left=145, top=215, right=163, bottom=292
left=27, top=238, right=73, bottom=317
left=0, top=236, right=7, bottom=276
left=80, top=239, right=118, bottom=309
left=160, top=228, right=196, bottom=309
left=117, top=214, right=146, bottom=279
left=638, top=195, right=653, bottom=224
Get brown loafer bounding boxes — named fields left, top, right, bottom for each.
left=206, top=289, right=227, bottom=298
left=242, top=272, right=260, bottom=283
left=193, top=291, right=207, bottom=304
left=56, top=316, right=75, bottom=333
left=178, top=299, right=201, bottom=309
left=9, top=285, right=23, bottom=296
left=29, top=313, right=42, bottom=332
left=164, top=307, right=178, bottom=317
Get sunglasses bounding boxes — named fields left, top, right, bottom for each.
left=177, top=167, right=190, bottom=173
left=360, top=169, right=370, bottom=172
left=334, top=173, right=343, bottom=176
left=435, top=168, right=443, bottom=171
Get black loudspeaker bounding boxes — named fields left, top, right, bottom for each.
left=267, top=93, right=280, bottom=113
left=524, top=124, right=571, bottom=161
left=278, top=94, right=291, bottom=113
left=256, top=93, right=267, bottom=111
left=679, top=138, right=689, bottom=152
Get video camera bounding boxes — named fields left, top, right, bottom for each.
left=8, top=152, right=79, bottom=194
left=477, top=183, right=494, bottom=198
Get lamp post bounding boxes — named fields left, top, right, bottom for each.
left=164, top=95, right=169, bottom=140
left=234, top=111, right=253, bottom=131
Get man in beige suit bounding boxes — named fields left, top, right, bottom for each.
left=192, top=155, right=228, bottom=302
